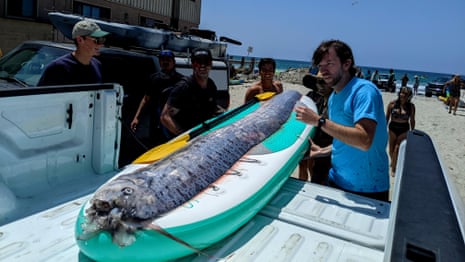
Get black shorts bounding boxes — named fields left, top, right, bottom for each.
left=389, top=121, right=410, bottom=136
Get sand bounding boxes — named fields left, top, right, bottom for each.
left=228, top=81, right=465, bottom=204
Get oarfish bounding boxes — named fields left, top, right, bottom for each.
left=80, top=90, right=302, bottom=246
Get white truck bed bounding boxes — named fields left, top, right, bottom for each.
left=0, top=178, right=389, bottom=262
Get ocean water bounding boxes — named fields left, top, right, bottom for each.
left=231, top=56, right=456, bottom=87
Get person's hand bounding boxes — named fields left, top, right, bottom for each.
left=295, top=105, right=318, bottom=126
left=309, top=143, right=324, bottom=158
left=215, top=105, right=226, bottom=115
left=130, top=118, right=139, bottom=131
left=308, top=138, right=330, bottom=159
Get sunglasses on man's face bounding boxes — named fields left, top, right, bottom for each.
left=85, top=36, right=106, bottom=45
left=193, top=58, right=211, bottom=66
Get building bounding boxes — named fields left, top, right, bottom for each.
left=0, top=0, right=201, bottom=54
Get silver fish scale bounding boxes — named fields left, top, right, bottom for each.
left=86, top=90, right=301, bottom=234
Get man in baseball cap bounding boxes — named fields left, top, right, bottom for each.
left=161, top=47, right=222, bottom=136
left=131, top=49, right=184, bottom=146
left=38, top=20, right=109, bottom=86
left=191, top=48, right=212, bottom=64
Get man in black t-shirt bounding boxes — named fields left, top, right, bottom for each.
left=160, top=48, right=221, bottom=135
left=130, top=50, right=184, bottom=145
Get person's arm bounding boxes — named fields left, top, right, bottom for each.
left=308, top=141, right=332, bottom=159
left=274, top=80, right=284, bottom=93
left=320, top=118, right=376, bottom=151
left=295, top=105, right=376, bottom=151
left=130, top=95, right=150, bottom=131
left=443, top=82, right=450, bottom=94
left=386, top=102, right=393, bottom=123
left=244, top=83, right=259, bottom=103
left=160, top=103, right=182, bottom=135
left=37, top=64, right=68, bottom=86
left=410, top=103, right=416, bottom=130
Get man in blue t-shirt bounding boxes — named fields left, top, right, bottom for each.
left=38, top=20, right=109, bottom=86
left=295, top=40, right=389, bottom=202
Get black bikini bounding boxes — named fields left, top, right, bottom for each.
left=389, top=121, right=410, bottom=136
left=389, top=103, right=412, bottom=136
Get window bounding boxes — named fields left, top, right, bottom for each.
left=73, top=2, right=110, bottom=20
left=6, top=0, right=37, bottom=19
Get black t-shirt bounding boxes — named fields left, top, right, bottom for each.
left=167, top=75, right=218, bottom=131
left=146, top=70, right=184, bottom=113
left=37, top=53, right=102, bottom=86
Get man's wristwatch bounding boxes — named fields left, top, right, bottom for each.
left=318, top=117, right=326, bottom=128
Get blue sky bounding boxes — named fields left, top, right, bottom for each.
left=199, top=0, right=465, bottom=75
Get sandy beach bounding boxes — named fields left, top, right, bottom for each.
left=228, top=81, right=465, bottom=204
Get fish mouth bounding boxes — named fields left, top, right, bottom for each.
left=85, top=201, right=122, bottom=230
left=92, top=199, right=113, bottom=213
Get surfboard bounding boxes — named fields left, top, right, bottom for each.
left=75, top=94, right=316, bottom=261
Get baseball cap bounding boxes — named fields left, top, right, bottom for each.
left=159, top=50, right=175, bottom=58
left=72, top=20, right=109, bottom=39
left=191, top=48, right=212, bottom=63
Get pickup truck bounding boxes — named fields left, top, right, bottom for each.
left=1, top=82, right=464, bottom=261
left=0, top=40, right=230, bottom=167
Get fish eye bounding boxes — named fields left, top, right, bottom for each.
left=122, top=187, right=134, bottom=195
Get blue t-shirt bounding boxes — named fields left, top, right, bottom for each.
left=328, top=77, right=389, bottom=193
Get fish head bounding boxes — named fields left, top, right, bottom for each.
left=85, top=175, right=160, bottom=232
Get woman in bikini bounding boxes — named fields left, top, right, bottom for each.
left=244, top=58, right=283, bottom=102
left=445, top=75, right=462, bottom=115
left=386, top=87, right=416, bottom=175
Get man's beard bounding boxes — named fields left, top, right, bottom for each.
left=329, top=72, right=343, bottom=88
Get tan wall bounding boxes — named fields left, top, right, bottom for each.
left=0, top=18, right=54, bottom=54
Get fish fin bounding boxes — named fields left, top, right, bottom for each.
left=76, top=226, right=101, bottom=241
left=145, top=223, right=218, bottom=260
left=76, top=229, right=101, bottom=241
left=113, top=229, right=136, bottom=247
left=77, top=220, right=101, bottom=241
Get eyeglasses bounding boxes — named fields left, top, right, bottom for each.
left=193, top=58, right=211, bottom=66
left=85, top=36, right=106, bottom=45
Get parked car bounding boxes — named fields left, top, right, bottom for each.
left=376, top=73, right=390, bottom=90
left=425, top=77, right=449, bottom=97
left=0, top=40, right=231, bottom=165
